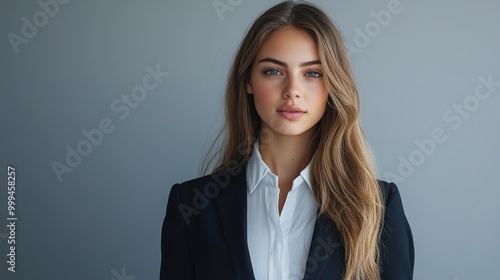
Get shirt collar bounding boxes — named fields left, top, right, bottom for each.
left=246, top=138, right=313, bottom=194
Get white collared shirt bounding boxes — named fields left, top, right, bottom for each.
left=246, top=139, right=318, bottom=280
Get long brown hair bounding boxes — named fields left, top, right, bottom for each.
left=203, top=1, right=384, bottom=279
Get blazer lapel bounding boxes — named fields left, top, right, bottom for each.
left=214, top=165, right=256, bottom=280
left=214, top=164, right=345, bottom=280
left=303, top=214, right=345, bottom=280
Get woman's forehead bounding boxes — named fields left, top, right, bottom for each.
left=254, top=27, right=320, bottom=65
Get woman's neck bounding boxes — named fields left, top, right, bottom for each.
left=258, top=129, right=314, bottom=180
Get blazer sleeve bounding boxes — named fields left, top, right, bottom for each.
left=160, top=183, right=196, bottom=280
left=379, top=182, right=415, bottom=280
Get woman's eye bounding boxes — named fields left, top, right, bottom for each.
left=306, top=71, right=322, bottom=78
left=263, top=69, right=281, bottom=76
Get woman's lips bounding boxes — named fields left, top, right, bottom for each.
left=277, top=111, right=306, bottom=120
left=276, top=105, right=306, bottom=120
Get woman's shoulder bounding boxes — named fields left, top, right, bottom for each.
left=377, top=180, right=412, bottom=241
left=377, top=180, right=405, bottom=208
left=170, top=167, right=246, bottom=197
left=377, top=180, right=415, bottom=276
left=175, top=173, right=216, bottom=187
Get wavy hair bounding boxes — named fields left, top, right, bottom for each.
left=203, top=1, right=384, bottom=279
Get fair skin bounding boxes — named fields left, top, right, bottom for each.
left=246, top=26, right=329, bottom=214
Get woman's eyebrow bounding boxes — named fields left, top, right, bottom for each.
left=256, top=57, right=321, bottom=67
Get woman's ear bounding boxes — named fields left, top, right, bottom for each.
left=246, top=80, right=253, bottom=94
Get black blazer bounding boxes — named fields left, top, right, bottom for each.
left=160, top=163, right=414, bottom=280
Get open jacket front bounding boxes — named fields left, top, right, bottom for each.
left=160, top=163, right=414, bottom=280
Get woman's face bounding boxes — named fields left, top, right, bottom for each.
left=247, top=26, right=329, bottom=138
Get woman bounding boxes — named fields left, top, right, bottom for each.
left=160, top=1, right=414, bottom=279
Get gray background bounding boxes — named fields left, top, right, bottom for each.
left=1, top=0, right=499, bottom=279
